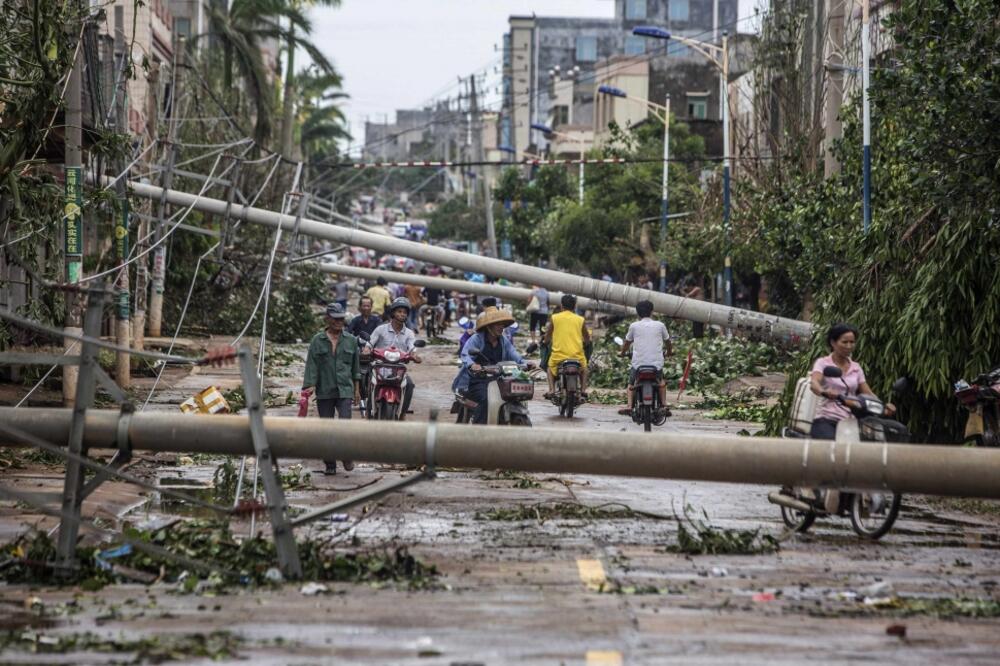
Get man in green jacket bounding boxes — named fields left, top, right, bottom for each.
left=302, top=302, right=361, bottom=475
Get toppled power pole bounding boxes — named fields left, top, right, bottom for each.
left=115, top=177, right=813, bottom=342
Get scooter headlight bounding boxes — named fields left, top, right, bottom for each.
left=383, top=351, right=401, bottom=363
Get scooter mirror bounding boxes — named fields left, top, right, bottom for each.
left=823, top=366, right=843, bottom=378
left=892, top=376, right=911, bottom=394
left=613, top=336, right=624, bottom=347
left=413, top=339, right=427, bottom=348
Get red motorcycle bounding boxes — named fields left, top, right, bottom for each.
left=366, top=342, right=425, bottom=421
left=954, top=365, right=1000, bottom=447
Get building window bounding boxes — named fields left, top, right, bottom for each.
left=552, top=105, right=569, bottom=127
left=575, top=36, right=598, bottom=63
left=669, top=0, right=690, bottom=22
left=625, top=0, right=647, bottom=20
left=687, top=95, right=708, bottom=119
left=174, top=17, right=191, bottom=40
left=624, top=35, right=646, bottom=56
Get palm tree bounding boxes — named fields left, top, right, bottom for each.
left=279, top=0, right=341, bottom=160
left=296, top=67, right=351, bottom=162
left=200, top=0, right=334, bottom=146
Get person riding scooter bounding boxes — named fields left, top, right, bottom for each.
left=367, top=297, right=422, bottom=420
left=452, top=306, right=529, bottom=424
left=543, top=294, right=590, bottom=400
left=618, top=299, right=672, bottom=418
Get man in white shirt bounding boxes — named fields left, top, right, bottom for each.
left=618, top=300, right=672, bottom=416
left=367, top=297, right=421, bottom=419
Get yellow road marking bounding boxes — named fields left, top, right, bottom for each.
left=576, top=558, right=607, bottom=590
left=586, top=650, right=623, bottom=666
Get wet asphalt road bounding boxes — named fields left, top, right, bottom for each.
left=1, top=335, right=998, bottom=664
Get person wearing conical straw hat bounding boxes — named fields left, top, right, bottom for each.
left=451, top=306, right=529, bottom=424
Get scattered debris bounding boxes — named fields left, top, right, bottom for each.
left=0, top=522, right=439, bottom=591
left=668, top=506, right=780, bottom=555
left=179, top=386, right=231, bottom=414
left=300, top=582, right=330, bottom=596
left=886, top=624, right=907, bottom=638
left=478, top=470, right=542, bottom=489
left=0, top=629, right=243, bottom=661
left=476, top=501, right=670, bottom=523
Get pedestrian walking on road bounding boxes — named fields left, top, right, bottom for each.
left=364, top=277, right=392, bottom=316
left=302, top=302, right=361, bottom=475
left=332, top=279, right=350, bottom=310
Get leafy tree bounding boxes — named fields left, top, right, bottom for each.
left=760, top=0, right=1000, bottom=441
left=201, top=0, right=334, bottom=145
left=493, top=165, right=574, bottom=263
left=427, top=198, right=487, bottom=242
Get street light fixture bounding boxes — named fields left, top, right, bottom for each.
left=597, top=86, right=671, bottom=292
left=531, top=123, right=586, bottom=204
left=634, top=26, right=733, bottom=308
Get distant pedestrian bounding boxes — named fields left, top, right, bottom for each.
left=302, top=303, right=361, bottom=475
left=332, top=279, right=349, bottom=309
left=527, top=285, right=550, bottom=345
left=364, top=277, right=392, bottom=316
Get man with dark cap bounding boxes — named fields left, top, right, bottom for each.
left=302, top=302, right=361, bottom=475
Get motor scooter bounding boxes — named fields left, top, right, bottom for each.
left=954, top=365, right=1000, bottom=447
left=365, top=340, right=426, bottom=421
left=770, top=366, right=910, bottom=539
left=452, top=359, right=537, bottom=426
left=613, top=336, right=669, bottom=432
left=548, top=359, right=584, bottom=418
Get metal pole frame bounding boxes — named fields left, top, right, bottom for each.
left=217, top=155, right=243, bottom=262
left=236, top=347, right=302, bottom=578
left=55, top=286, right=107, bottom=566
left=283, top=192, right=311, bottom=280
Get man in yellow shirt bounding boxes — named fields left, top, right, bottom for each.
left=543, top=294, right=590, bottom=398
left=364, top=277, right=393, bottom=316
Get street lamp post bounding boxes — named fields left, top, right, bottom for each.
left=597, top=85, right=671, bottom=292
left=861, top=0, right=872, bottom=234
left=531, top=123, right=585, bottom=204
left=634, top=26, right=732, bottom=307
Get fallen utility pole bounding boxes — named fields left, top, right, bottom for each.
left=1, top=408, right=998, bottom=499
left=115, top=178, right=813, bottom=342
left=319, top=264, right=632, bottom=316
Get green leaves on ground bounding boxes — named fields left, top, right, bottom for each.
left=668, top=506, right=780, bottom=556
left=1, top=521, right=437, bottom=591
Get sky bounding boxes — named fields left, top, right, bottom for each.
left=310, top=0, right=761, bottom=156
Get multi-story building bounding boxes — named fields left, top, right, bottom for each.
left=501, top=0, right=739, bottom=160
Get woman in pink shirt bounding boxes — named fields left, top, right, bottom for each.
left=809, top=323, right=894, bottom=439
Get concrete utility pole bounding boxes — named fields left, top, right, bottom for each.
left=62, top=7, right=85, bottom=406
left=4, top=408, right=1000, bottom=500
left=134, top=64, right=159, bottom=352
left=112, top=6, right=130, bottom=388
left=319, top=264, right=631, bottom=315
left=470, top=75, right=498, bottom=258
left=150, top=36, right=186, bottom=338
left=117, top=177, right=813, bottom=341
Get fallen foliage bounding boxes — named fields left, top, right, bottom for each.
left=0, top=521, right=438, bottom=591
left=668, top=506, right=780, bottom=555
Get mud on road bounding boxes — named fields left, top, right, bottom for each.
left=2, top=335, right=999, bottom=664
